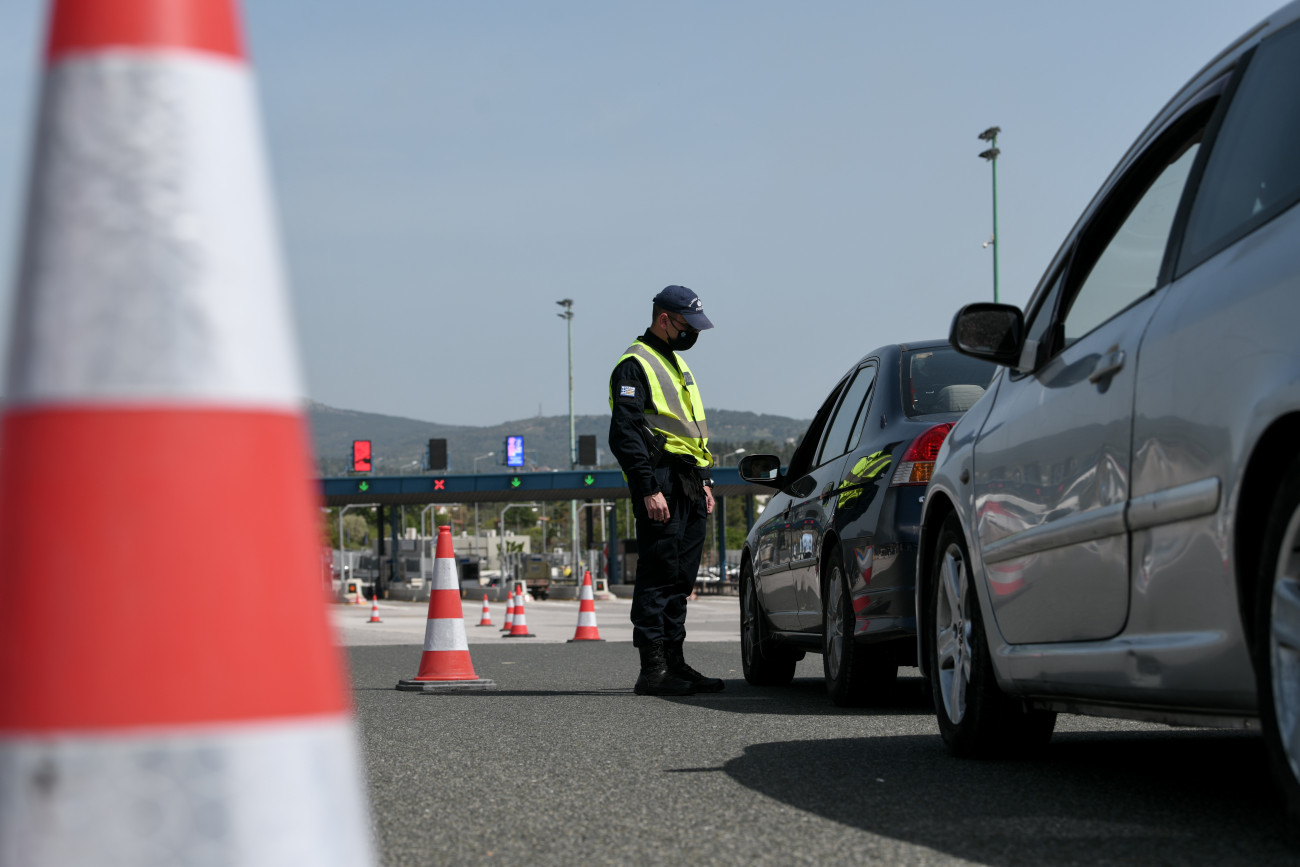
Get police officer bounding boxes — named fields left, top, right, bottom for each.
left=608, top=285, right=724, bottom=695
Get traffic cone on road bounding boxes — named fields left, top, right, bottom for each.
left=0, top=2, right=373, bottom=862
left=501, top=588, right=515, bottom=632
left=505, top=582, right=536, bottom=638
left=354, top=583, right=366, bottom=605
left=476, top=593, right=493, bottom=627
left=397, top=526, right=495, bottom=690
left=568, top=570, right=605, bottom=642
left=368, top=596, right=382, bottom=623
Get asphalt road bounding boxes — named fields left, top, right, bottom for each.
left=341, top=598, right=1297, bottom=866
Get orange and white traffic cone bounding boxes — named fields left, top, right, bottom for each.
left=368, top=596, right=383, bottom=623
left=397, top=526, right=495, bottom=690
left=354, top=583, right=367, bottom=605
left=505, top=582, right=536, bottom=638
left=501, top=587, right=515, bottom=632
left=476, top=593, right=494, bottom=627
left=567, top=570, right=605, bottom=642
left=0, top=2, right=373, bottom=862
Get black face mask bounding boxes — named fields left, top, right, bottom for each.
left=667, top=320, right=699, bottom=351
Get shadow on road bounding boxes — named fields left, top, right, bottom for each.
left=659, top=674, right=935, bottom=718
left=719, top=729, right=1297, bottom=864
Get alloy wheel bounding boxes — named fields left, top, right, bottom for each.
left=1271, top=505, right=1300, bottom=788
left=935, top=540, right=973, bottom=725
left=825, top=564, right=846, bottom=681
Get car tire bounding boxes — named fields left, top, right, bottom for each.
left=928, top=513, right=1055, bottom=757
left=1256, top=457, right=1300, bottom=829
left=824, top=551, right=896, bottom=707
left=740, top=562, right=797, bottom=687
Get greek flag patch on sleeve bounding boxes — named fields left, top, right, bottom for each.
left=620, top=385, right=636, bottom=397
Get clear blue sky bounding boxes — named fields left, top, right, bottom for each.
left=0, top=1, right=1284, bottom=426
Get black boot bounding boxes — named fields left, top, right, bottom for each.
left=665, top=640, right=724, bottom=692
left=634, top=641, right=695, bottom=696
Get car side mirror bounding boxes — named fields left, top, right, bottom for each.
left=949, top=302, right=1026, bottom=368
left=738, top=453, right=783, bottom=488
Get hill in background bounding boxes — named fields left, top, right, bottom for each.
left=308, top=402, right=809, bottom=475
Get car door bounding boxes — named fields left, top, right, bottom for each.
left=751, top=486, right=799, bottom=629
left=753, top=377, right=846, bottom=631
left=786, top=363, right=878, bottom=630
left=971, top=98, right=1215, bottom=644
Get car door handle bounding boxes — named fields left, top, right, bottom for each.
left=1088, top=349, right=1126, bottom=384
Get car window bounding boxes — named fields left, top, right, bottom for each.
left=785, top=378, right=845, bottom=481
left=1017, top=265, right=1068, bottom=372
left=845, top=367, right=879, bottom=453
left=1178, top=20, right=1300, bottom=275
left=816, top=365, right=876, bottom=465
left=904, top=347, right=996, bottom=416
left=1063, top=138, right=1201, bottom=341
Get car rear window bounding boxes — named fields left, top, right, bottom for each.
left=904, top=347, right=997, bottom=416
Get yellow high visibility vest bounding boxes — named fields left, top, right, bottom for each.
left=610, top=338, right=713, bottom=468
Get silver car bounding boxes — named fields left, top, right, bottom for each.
left=916, top=2, right=1300, bottom=828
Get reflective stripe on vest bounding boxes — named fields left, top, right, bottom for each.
left=612, top=340, right=712, bottom=467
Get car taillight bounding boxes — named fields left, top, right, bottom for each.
left=890, top=423, right=955, bottom=486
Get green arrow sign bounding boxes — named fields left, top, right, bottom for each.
left=358, top=480, right=370, bottom=492
left=584, top=474, right=595, bottom=486
left=511, top=476, right=521, bottom=488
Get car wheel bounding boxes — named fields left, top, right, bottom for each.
left=740, top=562, right=797, bottom=687
left=824, top=551, right=896, bottom=707
left=928, top=513, right=1054, bottom=757
left=1257, top=458, right=1300, bottom=828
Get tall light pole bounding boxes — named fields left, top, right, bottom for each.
left=557, top=298, right=579, bottom=577
left=718, top=447, right=746, bottom=466
left=473, top=451, right=494, bottom=549
left=978, top=126, right=1001, bottom=303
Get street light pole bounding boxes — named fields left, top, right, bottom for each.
left=557, top=299, right=579, bottom=577
left=718, top=447, right=746, bottom=466
left=978, top=126, right=1001, bottom=303
left=473, top=451, right=494, bottom=555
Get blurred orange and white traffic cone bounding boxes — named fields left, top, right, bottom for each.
left=505, top=582, right=535, bottom=638
left=354, top=583, right=366, bottom=605
left=397, top=526, right=495, bottom=691
left=501, top=587, right=515, bottom=632
left=567, top=570, right=605, bottom=642
left=367, top=596, right=382, bottom=623
left=476, top=593, right=493, bottom=627
left=0, top=2, right=373, bottom=864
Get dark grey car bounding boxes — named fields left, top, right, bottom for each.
left=917, top=1, right=1300, bottom=829
left=737, top=340, right=994, bottom=705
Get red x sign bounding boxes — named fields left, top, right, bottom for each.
left=433, top=479, right=445, bottom=490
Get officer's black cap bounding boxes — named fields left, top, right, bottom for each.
left=652, top=285, right=714, bottom=330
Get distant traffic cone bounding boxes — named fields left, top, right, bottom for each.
left=398, top=526, right=496, bottom=690
left=476, top=593, right=493, bottom=627
left=505, top=582, right=536, bottom=638
left=354, top=583, right=366, bottom=605
left=368, top=596, right=383, bottom=623
left=501, top=588, right=515, bottom=631
left=0, top=2, right=373, bottom=862
left=567, top=570, right=605, bottom=642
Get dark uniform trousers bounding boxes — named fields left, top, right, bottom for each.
left=629, top=464, right=707, bottom=647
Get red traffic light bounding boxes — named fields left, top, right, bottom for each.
left=352, top=440, right=372, bottom=473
